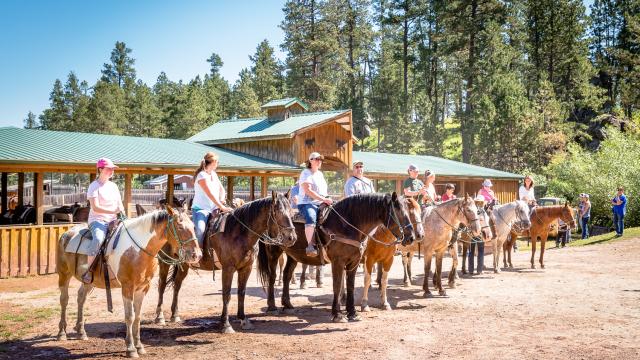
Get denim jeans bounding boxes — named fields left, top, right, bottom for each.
left=581, top=217, right=590, bottom=239
left=192, top=209, right=210, bottom=247
left=298, top=203, right=319, bottom=226
left=613, top=212, right=625, bottom=235
left=468, top=241, right=485, bottom=274
left=88, top=221, right=108, bottom=256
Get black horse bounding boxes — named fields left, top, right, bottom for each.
left=257, top=192, right=416, bottom=322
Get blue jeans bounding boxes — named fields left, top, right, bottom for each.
left=581, top=217, right=590, bottom=239
left=88, top=221, right=108, bottom=256
left=192, top=209, right=210, bottom=247
left=298, top=203, right=319, bottom=226
left=468, top=242, right=484, bottom=274
left=613, top=212, right=625, bottom=235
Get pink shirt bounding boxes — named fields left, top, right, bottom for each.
left=87, top=179, right=122, bottom=223
left=478, top=187, right=496, bottom=203
left=441, top=192, right=457, bottom=202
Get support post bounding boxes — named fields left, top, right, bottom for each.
left=34, top=172, right=44, bottom=225
left=226, top=176, right=234, bottom=204
left=124, top=173, right=132, bottom=217
left=261, top=176, right=268, bottom=198
left=395, top=178, right=402, bottom=195
left=166, top=174, right=174, bottom=207
left=89, top=172, right=96, bottom=183
left=17, top=173, right=24, bottom=208
left=460, top=181, right=466, bottom=198
left=0, top=173, right=7, bottom=215
left=249, top=176, right=255, bottom=201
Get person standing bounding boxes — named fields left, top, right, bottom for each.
left=298, top=152, right=333, bottom=257
left=580, top=194, right=591, bottom=240
left=478, top=179, right=496, bottom=204
left=403, top=164, right=427, bottom=205
left=612, top=187, right=627, bottom=236
left=468, top=195, right=487, bottom=275
left=441, top=183, right=457, bottom=202
left=344, top=160, right=375, bottom=196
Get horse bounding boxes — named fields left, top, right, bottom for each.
left=154, top=191, right=297, bottom=333
left=421, top=195, right=482, bottom=297
left=487, top=200, right=531, bottom=273
left=56, top=206, right=201, bottom=358
left=506, top=204, right=576, bottom=269
left=361, top=198, right=424, bottom=312
left=452, top=203, right=494, bottom=281
left=257, top=192, right=416, bottom=323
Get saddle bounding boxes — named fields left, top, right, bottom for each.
left=200, top=210, right=227, bottom=271
left=292, top=204, right=331, bottom=225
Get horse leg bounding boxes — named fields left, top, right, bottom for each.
left=122, top=288, right=138, bottom=358
left=300, top=263, right=308, bottom=289
left=266, top=249, right=280, bottom=314
left=360, top=257, right=373, bottom=312
left=132, top=289, right=147, bottom=355
left=170, top=266, right=189, bottom=322
left=220, top=267, right=235, bottom=334
left=540, top=235, right=547, bottom=269
left=494, top=239, right=502, bottom=273
left=375, top=262, right=382, bottom=288
left=422, top=249, right=433, bottom=298
left=74, top=283, right=93, bottom=340
left=346, top=267, right=360, bottom=321
left=401, top=252, right=410, bottom=286
left=435, top=252, right=446, bottom=296
left=407, top=251, right=413, bottom=283
left=461, top=242, right=468, bottom=275
left=448, top=245, right=458, bottom=288
left=277, top=254, right=284, bottom=286
left=530, top=233, right=537, bottom=269
left=316, top=264, right=324, bottom=287
left=507, top=242, right=513, bottom=268
left=331, top=261, right=347, bottom=323
left=237, top=265, right=255, bottom=330
left=281, top=256, right=297, bottom=314
left=57, top=272, right=72, bottom=341
left=381, top=260, right=392, bottom=310
left=155, top=262, right=169, bottom=325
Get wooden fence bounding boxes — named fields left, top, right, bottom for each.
left=0, top=223, right=75, bottom=278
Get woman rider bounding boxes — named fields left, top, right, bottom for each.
left=298, top=152, right=333, bottom=257
left=192, top=152, right=232, bottom=248
left=423, top=170, right=438, bottom=205
left=82, top=158, right=125, bottom=283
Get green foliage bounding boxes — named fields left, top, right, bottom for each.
left=231, top=69, right=262, bottom=118
left=250, top=40, right=284, bottom=104
left=101, top=41, right=136, bottom=88
left=23, top=111, right=39, bottom=129
left=546, top=129, right=640, bottom=227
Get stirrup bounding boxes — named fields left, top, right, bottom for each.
left=81, top=271, right=93, bottom=284
left=305, top=245, right=318, bottom=257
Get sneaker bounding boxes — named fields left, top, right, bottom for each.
left=305, top=245, right=318, bottom=257
left=81, top=271, right=93, bottom=284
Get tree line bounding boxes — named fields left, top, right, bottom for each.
left=25, top=0, right=640, bottom=174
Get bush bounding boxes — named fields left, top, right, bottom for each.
left=546, top=128, right=640, bottom=227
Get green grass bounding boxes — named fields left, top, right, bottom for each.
left=516, top=227, right=639, bottom=251
left=0, top=305, right=57, bottom=341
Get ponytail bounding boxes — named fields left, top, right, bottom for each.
left=195, top=152, right=219, bottom=177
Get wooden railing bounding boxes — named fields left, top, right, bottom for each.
left=0, top=223, right=76, bottom=278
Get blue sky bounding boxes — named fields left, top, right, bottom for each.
left=0, top=0, right=286, bottom=127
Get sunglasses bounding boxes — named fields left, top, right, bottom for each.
left=355, top=165, right=364, bottom=169
left=311, top=158, right=323, bottom=161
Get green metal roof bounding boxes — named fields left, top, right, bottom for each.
left=0, top=127, right=299, bottom=172
left=188, top=109, right=349, bottom=145
left=261, top=97, right=309, bottom=110
left=352, top=151, right=522, bottom=179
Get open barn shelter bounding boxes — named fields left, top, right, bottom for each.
left=0, top=98, right=521, bottom=278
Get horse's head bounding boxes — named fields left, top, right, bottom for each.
left=514, top=200, right=532, bottom=230
left=477, top=207, right=493, bottom=241
left=406, top=197, right=424, bottom=240
left=460, top=194, right=482, bottom=236
left=385, top=192, right=415, bottom=247
left=267, top=190, right=297, bottom=247
left=165, top=206, right=202, bottom=264
left=562, top=202, right=577, bottom=229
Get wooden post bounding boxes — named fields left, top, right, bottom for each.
left=249, top=176, right=255, bottom=201
left=89, top=172, right=96, bottom=183
left=17, top=173, right=24, bottom=208
left=0, top=173, right=7, bottom=215
left=460, top=181, right=466, bottom=198
left=395, top=178, right=402, bottom=195
left=226, top=176, right=234, bottom=204
left=166, top=174, right=174, bottom=206
left=124, top=173, right=132, bottom=217
left=34, top=172, right=44, bottom=225
left=261, top=176, right=268, bottom=198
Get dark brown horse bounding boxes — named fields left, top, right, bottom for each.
left=257, top=192, right=416, bottom=322
left=154, top=191, right=297, bottom=333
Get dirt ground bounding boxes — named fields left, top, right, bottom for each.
left=1, top=238, right=639, bottom=360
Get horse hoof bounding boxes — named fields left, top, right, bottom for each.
left=126, top=350, right=139, bottom=358
left=282, top=307, right=295, bottom=315
left=170, top=316, right=181, bottom=323
left=136, top=347, right=147, bottom=355
left=154, top=317, right=166, bottom=325
left=509, top=264, right=514, bottom=269
left=494, top=269, right=500, bottom=274
left=439, top=290, right=447, bottom=297
left=57, top=333, right=67, bottom=341
left=383, top=303, right=392, bottom=311
left=241, top=319, right=255, bottom=330
left=316, top=283, right=324, bottom=288
left=78, top=333, right=88, bottom=341
left=423, top=292, right=433, bottom=298
left=300, top=282, right=308, bottom=289
left=277, top=281, right=282, bottom=286
left=531, top=264, right=536, bottom=269
left=403, top=282, right=410, bottom=287
left=361, top=305, right=371, bottom=312
left=348, top=314, right=362, bottom=322
left=448, top=281, right=456, bottom=289
left=332, top=314, right=348, bottom=323
left=266, top=308, right=280, bottom=316
left=222, top=325, right=236, bottom=334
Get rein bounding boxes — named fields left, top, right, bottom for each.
left=228, top=199, right=294, bottom=246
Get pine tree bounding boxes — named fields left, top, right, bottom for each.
left=128, top=80, right=165, bottom=137
left=63, top=72, right=91, bottom=132
left=23, top=111, right=39, bottom=129
left=231, top=69, right=262, bottom=118
left=88, top=80, right=127, bottom=134
left=203, top=52, right=232, bottom=123
left=101, top=41, right=137, bottom=88
left=249, top=40, right=284, bottom=104
left=207, top=53, right=224, bottom=77
left=617, top=1, right=640, bottom=117
left=153, top=72, right=181, bottom=138
left=39, top=79, right=68, bottom=130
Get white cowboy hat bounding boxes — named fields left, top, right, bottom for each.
left=474, top=194, right=486, bottom=203
left=482, top=179, right=493, bottom=187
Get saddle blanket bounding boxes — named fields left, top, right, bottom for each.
left=64, top=223, right=122, bottom=256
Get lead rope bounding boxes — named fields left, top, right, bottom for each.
left=326, top=205, right=404, bottom=248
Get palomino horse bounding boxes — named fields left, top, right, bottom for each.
left=257, top=192, right=416, bottom=322
left=361, top=198, right=424, bottom=312
left=488, top=200, right=531, bottom=273
left=421, top=196, right=482, bottom=297
left=452, top=203, right=494, bottom=280
left=154, top=191, right=297, bottom=333
left=505, top=204, right=576, bottom=269
left=56, top=207, right=201, bottom=358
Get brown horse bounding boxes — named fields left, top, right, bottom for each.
left=422, top=196, right=482, bottom=297
left=361, top=198, right=424, bottom=312
left=56, top=207, right=201, bottom=358
left=154, top=191, right=297, bottom=333
left=452, top=202, right=494, bottom=281
left=257, top=192, right=416, bottom=322
left=505, top=204, right=576, bottom=269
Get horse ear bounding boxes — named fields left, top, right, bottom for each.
left=284, top=189, right=291, bottom=199
left=391, top=191, right=398, bottom=203
left=271, top=190, right=277, bottom=202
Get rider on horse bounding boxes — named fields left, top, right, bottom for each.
left=403, top=164, right=427, bottom=205
left=344, top=160, right=375, bottom=196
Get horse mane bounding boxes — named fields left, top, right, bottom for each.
left=123, top=209, right=170, bottom=233
left=532, top=205, right=567, bottom=218
left=225, top=197, right=274, bottom=235
left=329, top=193, right=391, bottom=231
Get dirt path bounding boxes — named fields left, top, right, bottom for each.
left=1, top=238, right=639, bottom=359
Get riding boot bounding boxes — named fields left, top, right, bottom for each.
left=81, top=255, right=98, bottom=284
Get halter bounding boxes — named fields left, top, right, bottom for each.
left=494, top=203, right=528, bottom=234
left=229, top=197, right=295, bottom=246
left=384, top=200, right=415, bottom=245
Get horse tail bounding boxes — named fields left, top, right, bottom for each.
left=256, top=241, right=271, bottom=287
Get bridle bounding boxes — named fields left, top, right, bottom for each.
left=384, top=199, right=415, bottom=245
left=495, top=203, right=528, bottom=234
left=229, top=196, right=296, bottom=246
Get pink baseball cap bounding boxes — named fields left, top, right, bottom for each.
left=96, top=158, right=119, bottom=169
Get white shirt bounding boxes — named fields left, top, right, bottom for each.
left=298, top=169, right=328, bottom=205
left=192, top=171, right=225, bottom=211
left=87, top=180, right=121, bottom=223
left=519, top=185, right=535, bottom=202
left=344, top=176, right=375, bottom=196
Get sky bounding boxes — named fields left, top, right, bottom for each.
left=0, top=0, right=286, bottom=128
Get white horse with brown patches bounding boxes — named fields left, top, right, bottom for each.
left=56, top=207, right=201, bottom=358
